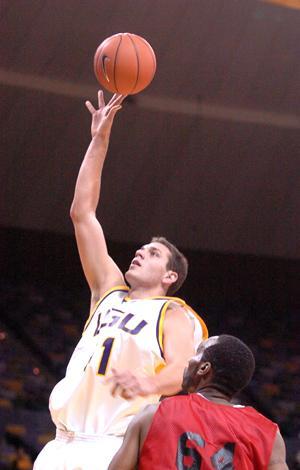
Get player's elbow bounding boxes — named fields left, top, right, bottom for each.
left=70, top=199, right=81, bottom=221
left=70, top=200, right=89, bottom=223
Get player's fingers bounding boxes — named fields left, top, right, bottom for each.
left=120, top=387, right=136, bottom=400
left=106, top=368, right=119, bottom=381
left=111, top=383, right=132, bottom=399
left=108, top=93, right=121, bottom=105
left=110, top=381, right=120, bottom=397
left=105, top=105, right=122, bottom=118
left=116, top=94, right=127, bottom=106
left=98, top=90, right=105, bottom=108
left=85, top=101, right=96, bottom=114
left=109, top=93, right=126, bottom=108
left=116, top=93, right=127, bottom=104
left=107, top=371, right=127, bottom=396
left=109, top=93, right=118, bottom=102
left=109, top=368, right=122, bottom=380
left=105, top=93, right=126, bottom=117
left=113, top=375, right=130, bottom=388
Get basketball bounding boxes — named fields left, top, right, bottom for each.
left=94, top=33, right=156, bottom=95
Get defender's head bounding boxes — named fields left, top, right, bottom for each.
left=182, top=335, right=255, bottom=398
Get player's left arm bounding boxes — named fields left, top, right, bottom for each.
left=151, top=304, right=196, bottom=396
left=107, top=419, right=140, bottom=470
left=268, top=430, right=289, bottom=469
left=108, top=405, right=157, bottom=470
left=109, top=305, right=195, bottom=398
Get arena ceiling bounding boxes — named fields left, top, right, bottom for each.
left=1, top=0, right=300, bottom=259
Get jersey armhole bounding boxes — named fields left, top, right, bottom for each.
left=186, top=305, right=209, bottom=340
left=155, top=301, right=171, bottom=359
left=82, top=285, right=129, bottom=333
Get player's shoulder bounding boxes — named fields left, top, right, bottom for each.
left=96, top=285, right=129, bottom=304
left=130, top=403, right=159, bottom=429
left=142, top=403, right=160, bottom=415
left=166, top=300, right=186, bottom=310
left=156, top=395, right=187, bottom=417
left=165, top=298, right=200, bottom=323
left=165, top=300, right=209, bottom=340
left=164, top=302, right=192, bottom=324
left=159, top=295, right=188, bottom=315
left=164, top=297, right=199, bottom=318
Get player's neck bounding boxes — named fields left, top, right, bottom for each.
left=128, top=285, right=167, bottom=300
left=198, top=387, right=232, bottom=406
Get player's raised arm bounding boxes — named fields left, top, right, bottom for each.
left=70, top=91, right=126, bottom=309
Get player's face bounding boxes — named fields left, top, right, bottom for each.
left=125, top=242, right=172, bottom=292
left=182, top=336, right=219, bottom=392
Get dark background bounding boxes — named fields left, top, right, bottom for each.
left=1, top=0, right=300, bottom=259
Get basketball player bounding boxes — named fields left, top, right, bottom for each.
left=33, top=91, right=208, bottom=470
left=109, top=335, right=288, bottom=470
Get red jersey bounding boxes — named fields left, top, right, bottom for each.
left=139, top=394, right=278, bottom=469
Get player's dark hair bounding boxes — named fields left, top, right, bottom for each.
left=202, top=335, right=255, bottom=397
left=151, top=236, right=188, bottom=295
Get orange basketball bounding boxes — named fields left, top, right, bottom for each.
left=94, top=33, right=156, bottom=95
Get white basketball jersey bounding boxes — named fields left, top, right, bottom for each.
left=49, top=286, right=208, bottom=436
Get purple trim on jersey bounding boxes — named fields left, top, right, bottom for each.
left=84, top=287, right=129, bottom=332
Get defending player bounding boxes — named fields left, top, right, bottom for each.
left=109, top=335, right=288, bottom=470
left=33, top=92, right=208, bottom=470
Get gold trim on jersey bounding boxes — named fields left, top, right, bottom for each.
left=125, top=294, right=208, bottom=337
left=124, top=295, right=188, bottom=303
left=187, top=305, right=209, bottom=340
left=83, top=285, right=129, bottom=333
left=157, top=301, right=171, bottom=355
left=155, top=297, right=209, bottom=356
left=155, top=362, right=166, bottom=374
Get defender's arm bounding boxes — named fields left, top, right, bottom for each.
left=108, top=405, right=157, bottom=470
left=268, top=431, right=288, bottom=469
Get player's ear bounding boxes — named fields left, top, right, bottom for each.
left=197, top=362, right=211, bottom=376
left=162, top=271, right=178, bottom=289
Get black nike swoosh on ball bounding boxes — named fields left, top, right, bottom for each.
left=101, top=55, right=110, bottom=82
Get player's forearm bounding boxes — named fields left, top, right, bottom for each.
left=268, top=464, right=289, bottom=469
left=70, top=135, right=109, bottom=219
left=151, top=361, right=185, bottom=396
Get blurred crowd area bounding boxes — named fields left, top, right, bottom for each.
left=0, top=278, right=299, bottom=469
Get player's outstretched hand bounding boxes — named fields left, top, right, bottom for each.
left=107, top=368, right=157, bottom=400
left=85, top=90, right=126, bottom=140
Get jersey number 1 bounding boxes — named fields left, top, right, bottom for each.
left=98, top=337, right=115, bottom=375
